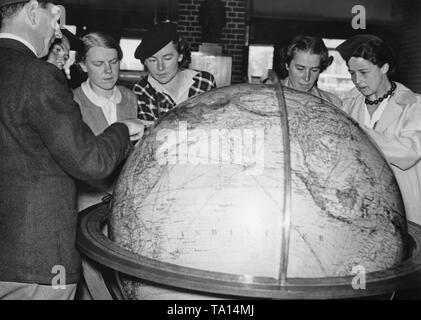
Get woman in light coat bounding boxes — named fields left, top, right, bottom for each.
left=337, top=34, right=421, bottom=226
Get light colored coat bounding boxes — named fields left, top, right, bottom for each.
left=342, top=82, right=421, bottom=225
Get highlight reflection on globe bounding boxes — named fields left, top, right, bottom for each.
left=109, top=84, right=409, bottom=299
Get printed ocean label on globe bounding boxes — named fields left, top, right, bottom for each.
left=109, top=84, right=409, bottom=299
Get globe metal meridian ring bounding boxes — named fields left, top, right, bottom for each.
left=77, top=202, right=421, bottom=299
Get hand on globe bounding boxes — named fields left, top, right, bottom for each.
left=139, top=120, right=155, bottom=128
left=118, top=119, right=145, bottom=141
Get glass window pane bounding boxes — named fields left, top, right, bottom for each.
left=318, top=39, right=354, bottom=99
left=248, top=45, right=274, bottom=83
left=119, top=38, right=144, bottom=71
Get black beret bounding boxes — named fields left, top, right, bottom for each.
left=134, top=22, right=178, bottom=62
left=336, top=34, right=382, bottom=63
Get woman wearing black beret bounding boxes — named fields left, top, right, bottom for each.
left=133, top=22, right=217, bottom=121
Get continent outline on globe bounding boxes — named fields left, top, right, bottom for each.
left=109, top=83, right=409, bottom=299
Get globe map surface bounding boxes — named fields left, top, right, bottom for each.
left=109, top=84, right=409, bottom=299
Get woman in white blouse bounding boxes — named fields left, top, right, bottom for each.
left=73, top=32, right=139, bottom=211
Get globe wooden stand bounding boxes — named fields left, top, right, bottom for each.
left=77, top=202, right=421, bottom=300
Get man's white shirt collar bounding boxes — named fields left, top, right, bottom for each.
left=0, top=33, right=37, bottom=56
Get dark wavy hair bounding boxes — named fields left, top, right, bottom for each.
left=174, top=36, right=191, bottom=69
left=350, top=38, right=396, bottom=75
left=279, top=35, right=333, bottom=78
left=76, top=32, right=123, bottom=63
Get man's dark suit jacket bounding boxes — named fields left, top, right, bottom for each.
left=0, top=38, right=131, bottom=285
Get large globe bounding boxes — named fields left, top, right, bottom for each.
left=109, top=84, right=409, bottom=299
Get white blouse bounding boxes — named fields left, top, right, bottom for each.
left=363, top=97, right=390, bottom=130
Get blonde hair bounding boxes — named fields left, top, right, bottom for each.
left=76, top=32, right=123, bottom=63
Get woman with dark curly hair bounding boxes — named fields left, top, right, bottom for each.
left=337, top=34, right=421, bottom=226
left=279, top=35, right=341, bottom=106
left=133, top=22, right=217, bottom=121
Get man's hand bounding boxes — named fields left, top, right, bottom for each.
left=140, top=120, right=155, bottom=128
left=118, top=119, right=145, bottom=141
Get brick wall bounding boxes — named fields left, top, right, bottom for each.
left=397, top=0, right=421, bottom=93
left=177, top=0, right=248, bottom=84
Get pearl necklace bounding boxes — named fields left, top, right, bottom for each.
left=365, top=82, right=397, bottom=105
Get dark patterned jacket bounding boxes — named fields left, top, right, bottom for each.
left=133, top=70, right=217, bottom=120
left=0, top=38, right=132, bottom=285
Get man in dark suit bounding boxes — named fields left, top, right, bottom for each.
left=0, top=0, right=144, bottom=299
